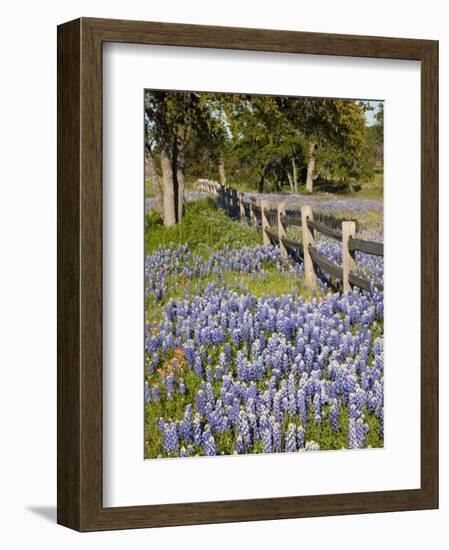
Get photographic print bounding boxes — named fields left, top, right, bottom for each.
left=144, top=90, right=384, bottom=459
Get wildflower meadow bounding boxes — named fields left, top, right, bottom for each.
left=143, top=90, right=384, bottom=459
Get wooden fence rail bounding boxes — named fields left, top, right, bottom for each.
left=280, top=214, right=301, bottom=227
left=196, top=179, right=383, bottom=293
left=307, top=219, right=342, bottom=242
left=348, top=238, right=384, bottom=256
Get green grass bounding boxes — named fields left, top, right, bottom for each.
left=314, top=209, right=383, bottom=231
left=242, top=270, right=300, bottom=298
left=354, top=171, right=384, bottom=199
left=145, top=198, right=260, bottom=255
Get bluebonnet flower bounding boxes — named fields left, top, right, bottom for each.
left=330, top=397, right=340, bottom=432
left=237, top=409, right=252, bottom=449
left=144, top=381, right=151, bottom=403
left=224, top=342, right=232, bottom=364
left=162, top=421, right=179, bottom=454
left=165, top=373, right=174, bottom=400
left=236, top=349, right=247, bottom=380
left=196, top=389, right=206, bottom=414
left=313, top=393, right=321, bottom=419
left=235, top=434, right=244, bottom=454
left=205, top=366, right=213, bottom=384
left=202, top=425, right=217, bottom=456
left=179, top=404, right=193, bottom=442
left=297, top=425, right=305, bottom=449
left=151, top=385, right=160, bottom=403
left=349, top=417, right=358, bottom=449
left=193, top=413, right=202, bottom=446
left=285, top=424, right=297, bottom=452
left=272, top=420, right=282, bottom=452
left=183, top=340, right=196, bottom=364
left=261, top=428, right=272, bottom=453
left=273, top=391, right=283, bottom=423
left=356, top=417, right=368, bottom=447
left=296, top=388, right=308, bottom=429
left=178, top=377, right=186, bottom=395
left=193, top=355, right=202, bottom=377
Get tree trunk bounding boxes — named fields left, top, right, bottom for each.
left=145, top=147, right=163, bottom=215
left=292, top=157, right=298, bottom=194
left=160, top=146, right=176, bottom=227
left=175, top=136, right=185, bottom=222
left=219, top=156, right=227, bottom=186
left=287, top=172, right=294, bottom=193
left=258, top=173, right=265, bottom=193
left=306, top=143, right=316, bottom=193
left=258, top=163, right=268, bottom=193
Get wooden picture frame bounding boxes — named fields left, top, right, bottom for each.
left=57, top=17, right=438, bottom=531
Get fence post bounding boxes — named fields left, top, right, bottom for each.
left=239, top=192, right=245, bottom=220
left=342, top=220, right=356, bottom=293
left=249, top=198, right=256, bottom=226
left=222, top=185, right=228, bottom=212
left=301, top=204, right=317, bottom=290
left=227, top=187, right=232, bottom=216
left=260, top=200, right=270, bottom=246
left=277, top=201, right=287, bottom=258
left=231, top=188, right=238, bottom=219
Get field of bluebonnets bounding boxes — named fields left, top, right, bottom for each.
left=144, top=194, right=384, bottom=459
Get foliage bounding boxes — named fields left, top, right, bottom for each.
left=145, top=198, right=260, bottom=255
left=365, top=102, right=384, bottom=165
left=145, top=90, right=384, bottom=204
left=144, top=91, right=226, bottom=151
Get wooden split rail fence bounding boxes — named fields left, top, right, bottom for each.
left=197, top=179, right=383, bottom=293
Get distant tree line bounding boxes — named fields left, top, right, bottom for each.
left=145, top=90, right=383, bottom=227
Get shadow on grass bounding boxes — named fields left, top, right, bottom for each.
left=312, top=178, right=362, bottom=194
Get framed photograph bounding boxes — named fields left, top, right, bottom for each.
left=57, top=17, right=438, bottom=531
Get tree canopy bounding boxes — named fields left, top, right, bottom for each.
left=144, top=90, right=383, bottom=226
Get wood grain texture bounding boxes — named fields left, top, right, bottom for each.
left=82, top=16, right=434, bottom=59
left=307, top=219, right=342, bottom=241
left=57, top=17, right=439, bottom=532
left=277, top=202, right=287, bottom=258
left=301, top=204, right=317, bottom=289
left=348, top=238, right=384, bottom=256
left=342, top=221, right=356, bottom=293
left=57, top=18, right=81, bottom=531
left=420, top=40, right=439, bottom=505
